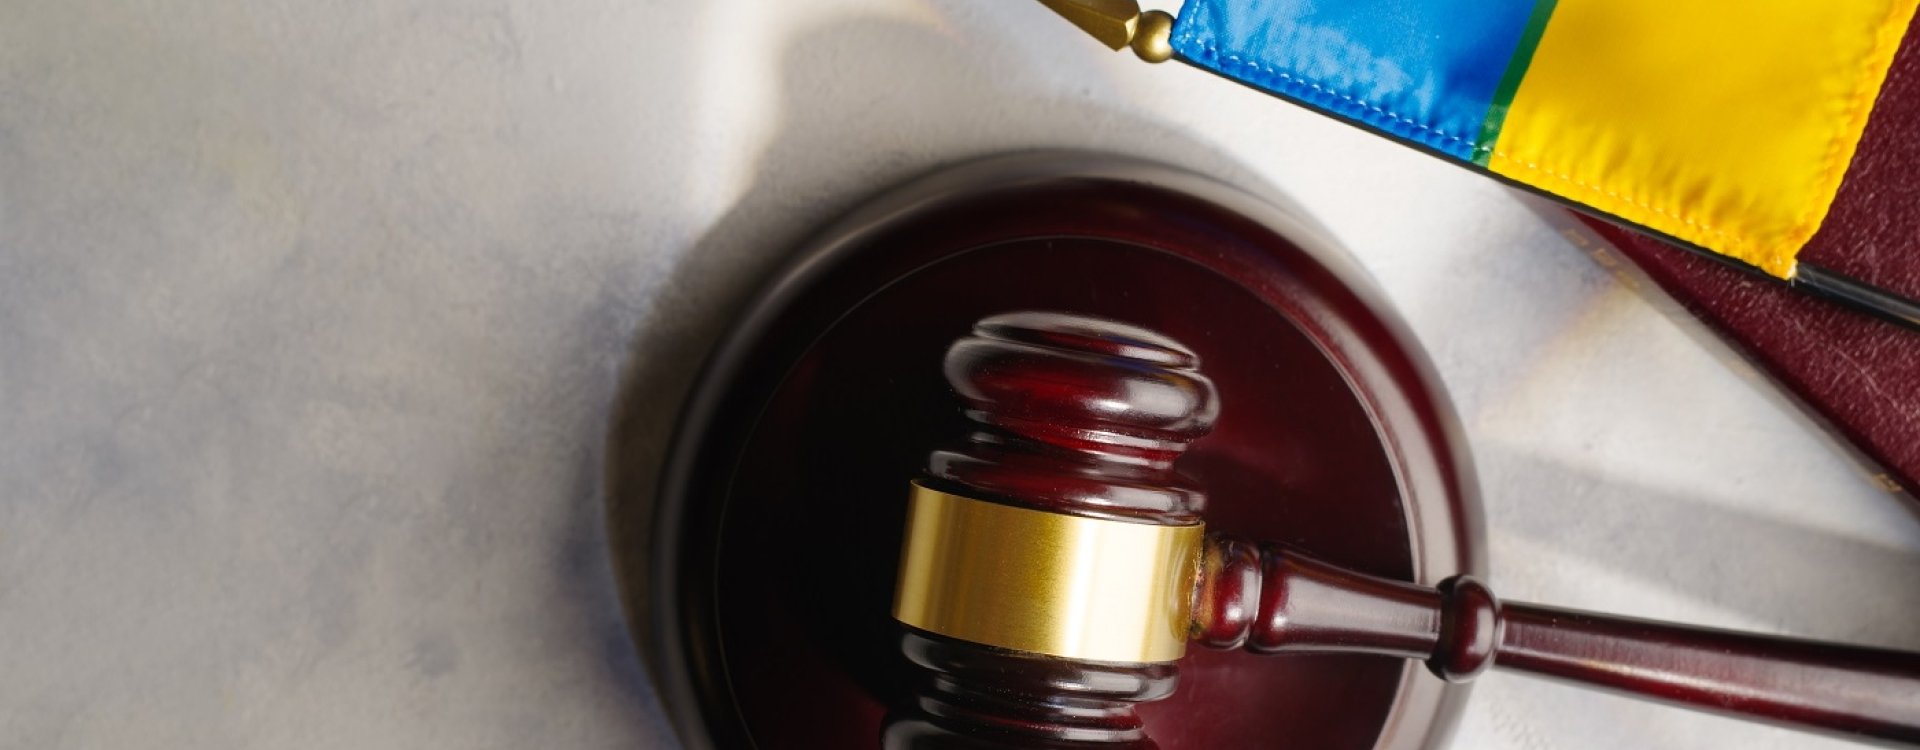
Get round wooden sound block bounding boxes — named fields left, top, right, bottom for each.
left=625, top=153, right=1485, bottom=749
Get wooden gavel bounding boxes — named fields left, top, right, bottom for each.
left=883, top=311, right=1920, bottom=749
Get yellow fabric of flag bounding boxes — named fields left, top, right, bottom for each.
left=1488, top=0, right=1919, bottom=277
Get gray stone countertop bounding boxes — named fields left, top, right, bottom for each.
left=3, top=1, right=1916, bottom=748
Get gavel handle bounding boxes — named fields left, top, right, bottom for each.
left=1201, top=539, right=1920, bottom=745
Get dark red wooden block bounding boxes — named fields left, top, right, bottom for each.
left=626, top=153, right=1484, bottom=749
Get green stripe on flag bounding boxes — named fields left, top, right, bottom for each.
left=1474, top=0, right=1561, bottom=166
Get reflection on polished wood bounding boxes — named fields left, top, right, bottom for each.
left=638, top=153, right=1484, bottom=750
left=888, top=311, right=1920, bottom=748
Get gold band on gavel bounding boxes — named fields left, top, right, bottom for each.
left=892, top=483, right=1204, bottom=664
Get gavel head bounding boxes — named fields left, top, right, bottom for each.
left=886, top=311, right=1221, bottom=749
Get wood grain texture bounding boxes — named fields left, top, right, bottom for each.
left=647, top=153, right=1483, bottom=749
left=902, top=310, right=1920, bottom=747
left=1198, top=540, right=1920, bottom=744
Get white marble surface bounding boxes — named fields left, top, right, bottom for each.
left=3, top=1, right=1917, bottom=748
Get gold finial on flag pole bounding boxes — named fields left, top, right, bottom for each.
left=1035, top=0, right=1176, bottom=63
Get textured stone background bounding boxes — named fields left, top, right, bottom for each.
left=3, top=1, right=1916, bottom=748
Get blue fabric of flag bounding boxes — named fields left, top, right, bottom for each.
left=1171, top=0, right=1545, bottom=161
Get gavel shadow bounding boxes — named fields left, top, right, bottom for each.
left=1484, top=448, right=1920, bottom=650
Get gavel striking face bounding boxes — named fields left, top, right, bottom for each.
left=885, top=312, right=1920, bottom=749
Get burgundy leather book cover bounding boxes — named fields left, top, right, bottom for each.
left=1571, top=20, right=1920, bottom=501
